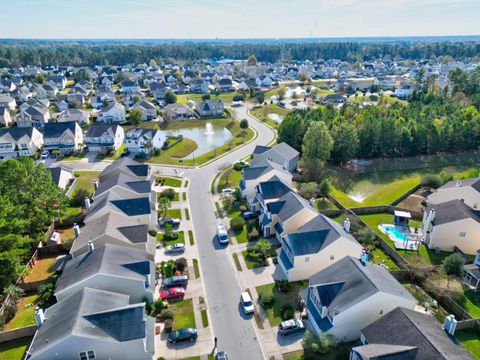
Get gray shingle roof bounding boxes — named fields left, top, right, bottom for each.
left=439, top=177, right=480, bottom=193
left=55, top=243, right=154, bottom=294
left=48, top=167, right=73, bottom=187
left=426, top=199, right=480, bottom=226
left=309, top=256, right=415, bottom=317
left=99, top=157, right=150, bottom=181
left=43, top=121, right=79, bottom=138
left=94, top=172, right=153, bottom=198
left=86, top=124, right=120, bottom=138
left=351, top=343, right=419, bottom=359
left=272, top=142, right=299, bottom=160
left=360, top=307, right=474, bottom=360
left=275, top=191, right=314, bottom=222
left=28, top=288, right=147, bottom=357
left=0, top=127, right=35, bottom=141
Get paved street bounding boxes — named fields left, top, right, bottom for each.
left=51, top=105, right=276, bottom=359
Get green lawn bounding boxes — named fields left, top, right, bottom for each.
left=256, top=282, right=305, bottom=326
left=359, top=212, right=450, bottom=266
left=235, top=228, right=248, bottom=244
left=165, top=208, right=182, bottom=219
left=177, top=92, right=243, bottom=105
left=456, top=329, right=480, bottom=359
left=147, top=138, right=197, bottom=164
left=193, top=259, right=200, bottom=279
left=185, top=209, right=190, bottom=220
left=72, top=170, right=101, bottom=196
left=23, top=257, right=56, bottom=283
left=315, top=198, right=338, bottom=211
left=458, top=289, right=480, bottom=318
left=0, top=337, right=32, bottom=360
left=218, top=168, right=243, bottom=192
left=169, top=298, right=196, bottom=329
left=4, top=294, right=40, bottom=330
left=201, top=309, right=209, bottom=327
left=61, top=151, right=87, bottom=161
left=160, top=177, right=182, bottom=187
left=283, top=343, right=353, bottom=360
left=249, top=104, right=290, bottom=129
left=330, top=176, right=421, bottom=208
left=157, top=230, right=185, bottom=246
left=242, top=250, right=262, bottom=269
left=188, top=230, right=194, bottom=245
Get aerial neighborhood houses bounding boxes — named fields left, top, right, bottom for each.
left=42, top=121, right=84, bottom=155
left=85, top=124, right=124, bottom=153
left=26, top=158, right=155, bottom=360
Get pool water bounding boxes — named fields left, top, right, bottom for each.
left=384, top=225, right=407, bottom=242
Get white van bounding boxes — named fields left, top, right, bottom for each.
left=240, top=291, right=254, bottom=314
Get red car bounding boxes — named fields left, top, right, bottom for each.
left=160, top=287, right=186, bottom=300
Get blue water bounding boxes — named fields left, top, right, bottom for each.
left=384, top=225, right=407, bottom=242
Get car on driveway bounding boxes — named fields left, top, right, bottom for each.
left=40, top=150, right=50, bottom=159
left=278, top=319, right=305, bottom=335
left=168, top=327, right=198, bottom=343
left=162, top=275, right=188, bottom=288
left=215, top=352, right=228, bottom=360
left=159, top=218, right=181, bottom=227
left=160, top=287, right=186, bottom=300
left=165, top=243, right=185, bottom=253
left=240, top=291, right=254, bottom=314
left=216, top=224, right=229, bottom=245
left=241, top=211, right=257, bottom=220
left=221, top=187, right=236, bottom=195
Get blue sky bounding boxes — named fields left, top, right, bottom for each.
left=2, top=0, right=479, bottom=39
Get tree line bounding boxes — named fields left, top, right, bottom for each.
left=0, top=41, right=479, bottom=67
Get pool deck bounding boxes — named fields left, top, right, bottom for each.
left=378, top=224, right=423, bottom=251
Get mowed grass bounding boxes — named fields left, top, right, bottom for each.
left=147, top=138, right=197, bottom=164
left=218, top=168, right=243, bottom=192
left=176, top=91, right=242, bottom=105
left=256, top=282, right=305, bottom=326
left=4, top=294, right=40, bottom=330
left=456, top=329, right=480, bottom=359
left=72, top=170, right=101, bottom=196
left=0, top=337, right=32, bottom=360
left=161, top=177, right=182, bottom=187
left=250, top=104, right=290, bottom=129
left=359, top=212, right=450, bottom=266
left=330, top=175, right=421, bottom=208
left=169, top=298, right=196, bottom=329
left=157, top=230, right=185, bottom=246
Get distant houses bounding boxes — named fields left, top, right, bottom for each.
left=0, top=127, right=43, bottom=159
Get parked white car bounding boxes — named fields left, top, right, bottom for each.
left=222, top=187, right=236, bottom=195
left=240, top=291, right=254, bottom=314
left=216, top=224, right=229, bottom=245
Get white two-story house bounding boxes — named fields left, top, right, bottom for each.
left=43, top=121, right=84, bottom=155
left=97, top=102, right=126, bottom=123
left=0, top=127, right=43, bottom=159
left=85, top=124, right=124, bottom=153
left=125, top=127, right=164, bottom=154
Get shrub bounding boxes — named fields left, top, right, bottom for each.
left=161, top=261, right=176, bottom=278
left=281, top=304, right=295, bottom=320
left=160, top=188, right=176, bottom=201
left=230, top=217, right=246, bottom=231
left=154, top=148, right=161, bottom=156
left=149, top=229, right=158, bottom=237
left=299, top=182, right=320, bottom=200
left=442, top=253, right=465, bottom=277
left=160, top=309, right=174, bottom=321
left=163, top=232, right=179, bottom=241
left=70, top=188, right=90, bottom=207
left=175, top=257, right=187, bottom=273
left=421, top=174, right=443, bottom=189
left=233, top=94, right=245, bottom=102
left=233, top=162, right=248, bottom=171
left=248, top=228, right=259, bottom=241
left=164, top=318, right=173, bottom=332
left=356, top=226, right=376, bottom=247
left=275, top=279, right=292, bottom=293
left=152, top=299, right=165, bottom=316
left=260, top=293, right=275, bottom=308
left=303, top=331, right=337, bottom=354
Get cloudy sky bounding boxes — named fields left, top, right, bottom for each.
left=2, top=0, right=479, bottom=39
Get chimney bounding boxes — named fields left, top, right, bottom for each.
left=35, top=307, right=45, bottom=327
left=84, top=197, right=91, bottom=210
left=460, top=198, right=465, bottom=203
left=360, top=250, right=369, bottom=265
left=73, top=223, right=80, bottom=238
left=87, top=240, right=95, bottom=253
left=93, top=180, right=99, bottom=192
left=343, top=218, right=351, bottom=233
left=430, top=208, right=435, bottom=223
left=443, top=314, right=457, bottom=335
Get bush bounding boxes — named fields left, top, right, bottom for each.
left=154, top=148, right=161, bottom=156
left=421, top=174, right=443, bottom=189
left=439, top=171, right=453, bottom=184
left=70, top=188, right=90, bottom=207
left=233, top=94, right=245, bottom=102
left=248, top=228, right=259, bottom=241
left=151, top=299, right=165, bottom=316
left=230, top=217, right=246, bottom=231
left=299, top=182, right=320, bottom=200
left=281, top=304, right=294, bottom=320
left=149, top=229, right=158, bottom=237
left=260, top=293, right=275, bottom=308
left=161, top=261, right=176, bottom=278
left=356, top=226, right=377, bottom=247
left=160, top=308, right=175, bottom=321
left=163, top=232, right=179, bottom=241
left=160, top=188, right=176, bottom=201
left=175, top=257, right=187, bottom=272
left=164, top=318, right=173, bottom=332
left=275, top=279, right=292, bottom=293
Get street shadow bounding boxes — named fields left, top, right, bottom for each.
left=237, top=303, right=254, bottom=320
left=276, top=330, right=304, bottom=345
left=212, top=235, right=228, bottom=250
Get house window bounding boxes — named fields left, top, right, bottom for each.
left=79, top=350, right=95, bottom=360
left=379, top=310, right=383, bottom=315
left=459, top=232, right=466, bottom=238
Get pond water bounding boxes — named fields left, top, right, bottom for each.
left=159, top=122, right=233, bottom=159
left=267, top=113, right=283, bottom=123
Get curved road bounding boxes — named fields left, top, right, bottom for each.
left=55, top=105, right=276, bottom=359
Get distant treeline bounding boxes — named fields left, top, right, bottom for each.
left=0, top=41, right=479, bottom=66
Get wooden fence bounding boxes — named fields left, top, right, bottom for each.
left=390, top=183, right=422, bottom=206
left=0, top=325, right=36, bottom=343
left=65, top=177, right=78, bottom=197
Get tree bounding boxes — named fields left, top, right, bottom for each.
left=299, top=74, right=308, bottom=83
left=421, top=174, right=442, bottom=190
left=442, top=253, right=464, bottom=278
left=330, top=121, right=358, bottom=165
left=256, top=239, right=272, bottom=259
left=102, top=99, right=110, bottom=108
left=70, top=188, right=90, bottom=208
left=114, top=72, right=126, bottom=83
left=74, top=68, right=91, bottom=82
left=240, top=118, right=249, bottom=141
left=35, top=74, right=46, bottom=85
left=254, top=92, right=265, bottom=104
left=318, top=180, right=330, bottom=198
left=129, top=108, right=143, bottom=125
left=158, top=197, right=171, bottom=219
left=164, top=90, right=177, bottom=104
left=201, top=94, right=211, bottom=101
left=149, top=59, right=158, bottom=68
left=302, top=122, right=333, bottom=161
left=277, top=87, right=286, bottom=101
left=299, top=182, right=319, bottom=200
left=232, top=94, right=245, bottom=102
left=247, top=55, right=257, bottom=66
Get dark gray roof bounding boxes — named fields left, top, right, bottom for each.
left=360, top=307, right=474, bottom=360
left=284, top=214, right=359, bottom=256
left=351, top=343, right=419, bottom=360
left=309, top=256, right=415, bottom=317
left=43, top=121, right=79, bottom=138
left=55, top=243, right=153, bottom=294
left=0, top=126, right=35, bottom=140
left=253, top=145, right=271, bottom=155
left=272, top=142, right=300, bottom=160
left=70, top=212, right=150, bottom=255
left=28, top=288, right=147, bottom=357
left=242, top=160, right=285, bottom=181
left=426, top=199, right=480, bottom=226
left=100, top=157, right=149, bottom=181
left=464, top=263, right=480, bottom=279
left=256, top=176, right=292, bottom=199
left=86, top=124, right=120, bottom=138
left=439, top=177, right=480, bottom=193
left=94, top=172, right=153, bottom=198
left=276, top=191, right=314, bottom=222
left=48, top=167, right=73, bottom=186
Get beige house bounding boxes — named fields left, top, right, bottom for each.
left=278, top=215, right=363, bottom=281
left=428, top=177, right=480, bottom=209
left=0, top=127, right=43, bottom=159
left=0, top=107, right=12, bottom=127
left=240, top=159, right=292, bottom=204
left=304, top=256, right=416, bottom=342
left=422, top=199, right=480, bottom=254
left=43, top=121, right=84, bottom=155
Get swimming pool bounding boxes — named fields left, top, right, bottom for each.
left=383, top=225, right=407, bottom=242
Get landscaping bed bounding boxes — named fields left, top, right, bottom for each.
left=157, top=230, right=185, bottom=246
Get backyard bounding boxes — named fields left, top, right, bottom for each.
left=4, top=293, right=40, bottom=330
left=256, top=281, right=305, bottom=326
left=456, top=329, right=480, bottom=359
left=22, top=256, right=57, bottom=283
left=176, top=91, right=243, bottom=105
left=0, top=337, right=32, bottom=360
